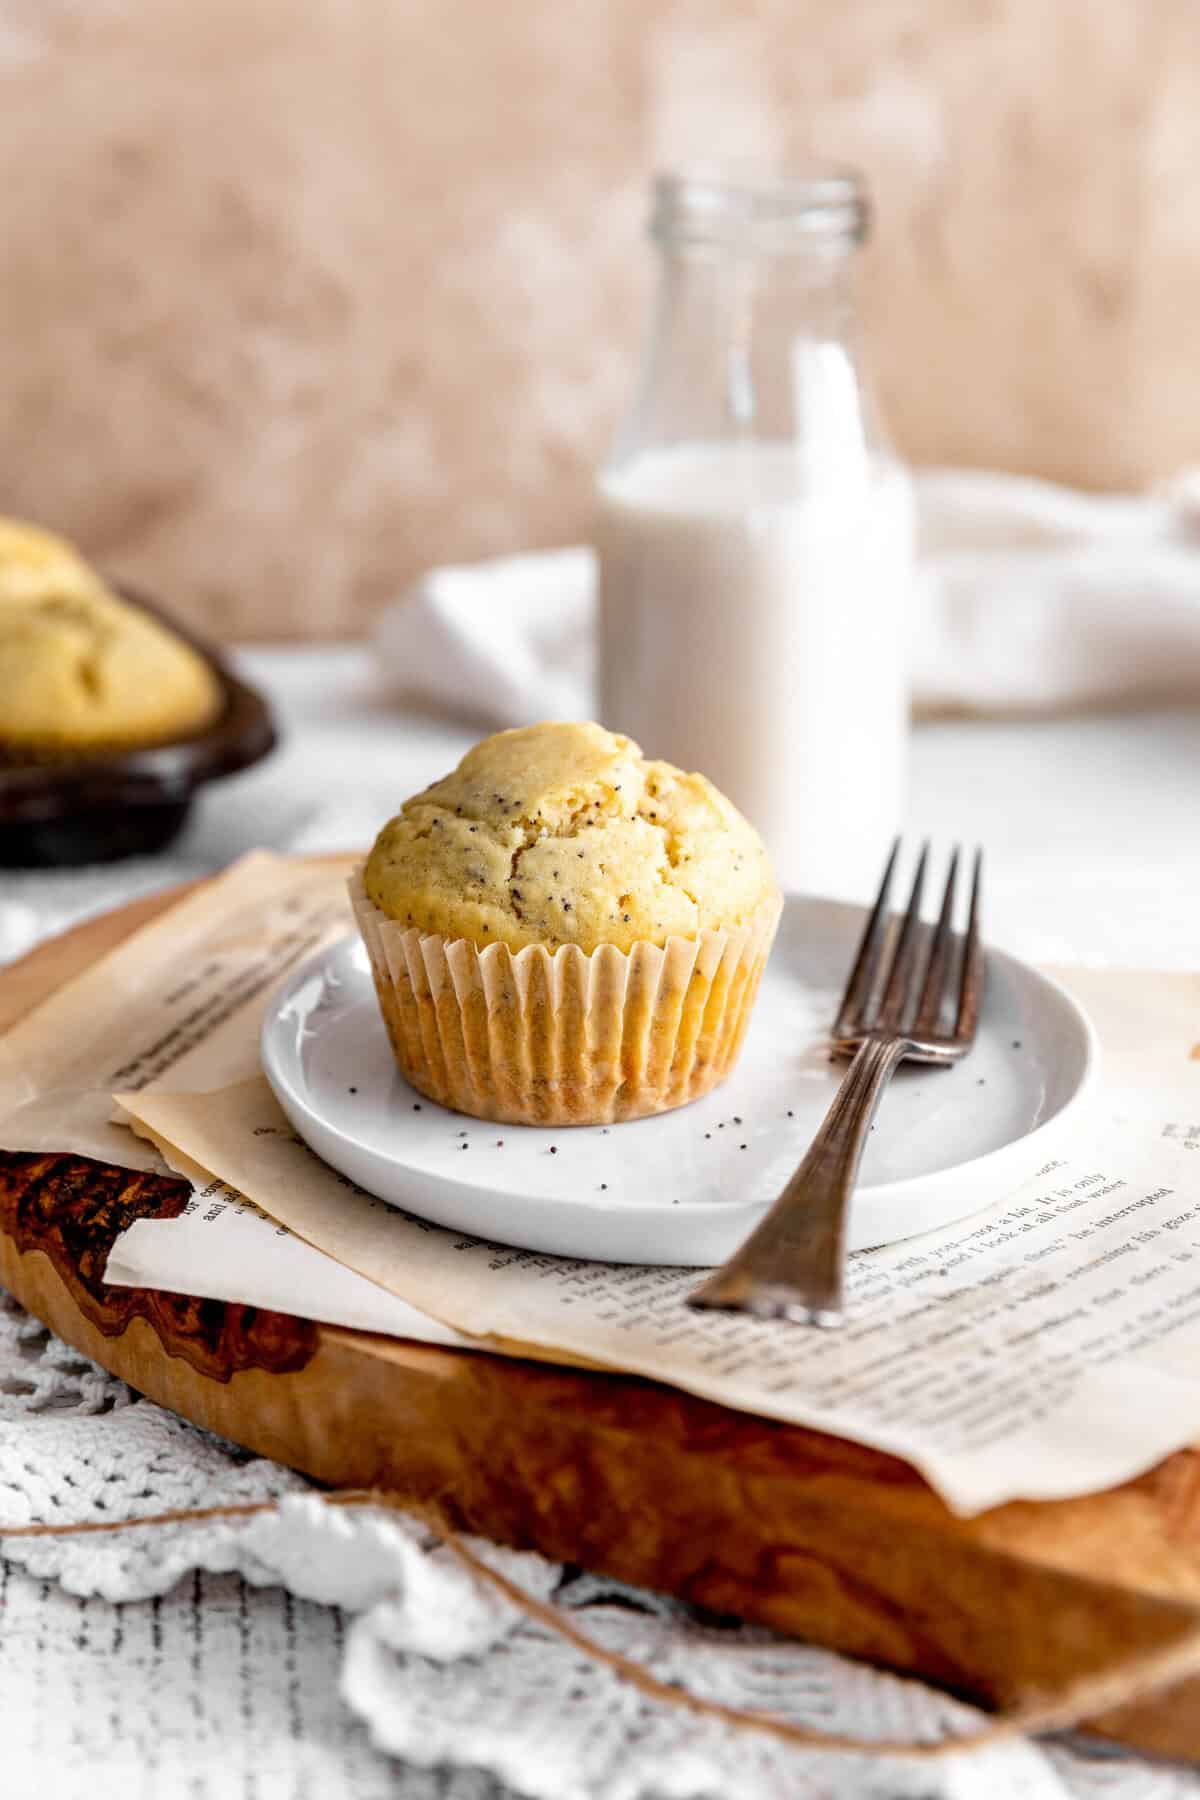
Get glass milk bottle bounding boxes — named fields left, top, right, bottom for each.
left=597, top=170, right=914, bottom=898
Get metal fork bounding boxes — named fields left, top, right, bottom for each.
left=688, top=840, right=984, bottom=1327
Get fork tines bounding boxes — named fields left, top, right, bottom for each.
left=833, top=839, right=983, bottom=1049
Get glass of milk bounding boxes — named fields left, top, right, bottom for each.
left=597, top=169, right=914, bottom=899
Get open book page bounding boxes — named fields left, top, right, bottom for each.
left=0, top=851, right=357, bottom=1168
left=4, top=851, right=1199, bottom=1514
left=118, top=1068, right=1200, bottom=1515
left=0, top=848, right=481, bottom=1354
left=104, top=1141, right=472, bottom=1348
left=102, top=859, right=1200, bottom=1516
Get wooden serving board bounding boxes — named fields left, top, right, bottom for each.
left=4, top=882, right=1200, bottom=1760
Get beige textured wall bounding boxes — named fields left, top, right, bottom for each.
left=2, top=2, right=1200, bottom=640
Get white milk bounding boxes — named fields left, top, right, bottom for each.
left=597, top=443, right=914, bottom=899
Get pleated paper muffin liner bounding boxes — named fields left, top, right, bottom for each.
left=349, top=872, right=781, bottom=1127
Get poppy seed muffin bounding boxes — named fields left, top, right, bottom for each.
left=362, top=720, right=775, bottom=954
left=353, top=722, right=781, bottom=1126
left=0, top=517, right=222, bottom=755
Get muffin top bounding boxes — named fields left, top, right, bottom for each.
left=0, top=517, right=98, bottom=598
left=0, top=517, right=223, bottom=752
left=363, top=721, right=777, bottom=953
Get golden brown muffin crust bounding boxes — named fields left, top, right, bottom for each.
left=363, top=720, right=777, bottom=953
left=0, top=517, right=222, bottom=752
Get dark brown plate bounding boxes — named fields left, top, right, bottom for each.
left=0, top=587, right=276, bottom=866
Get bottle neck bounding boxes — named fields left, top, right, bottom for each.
left=613, top=240, right=878, bottom=480
left=661, top=238, right=858, bottom=330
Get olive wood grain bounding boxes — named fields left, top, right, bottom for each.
left=2, top=882, right=1200, bottom=1761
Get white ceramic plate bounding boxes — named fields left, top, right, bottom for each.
left=261, top=897, right=1098, bottom=1266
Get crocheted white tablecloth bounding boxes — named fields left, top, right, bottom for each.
left=3, top=648, right=1200, bottom=1800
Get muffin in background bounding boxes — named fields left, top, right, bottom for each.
left=0, top=517, right=100, bottom=599
left=352, top=720, right=781, bottom=1126
left=0, top=516, right=223, bottom=758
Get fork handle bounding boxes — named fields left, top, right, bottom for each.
left=688, top=1037, right=910, bottom=1326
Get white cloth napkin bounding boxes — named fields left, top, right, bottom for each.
left=373, top=469, right=1200, bottom=724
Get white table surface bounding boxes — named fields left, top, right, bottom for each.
left=2, top=643, right=1198, bottom=1800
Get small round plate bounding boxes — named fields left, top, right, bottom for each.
left=261, top=897, right=1098, bottom=1266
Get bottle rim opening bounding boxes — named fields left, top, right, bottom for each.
left=651, top=165, right=868, bottom=249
